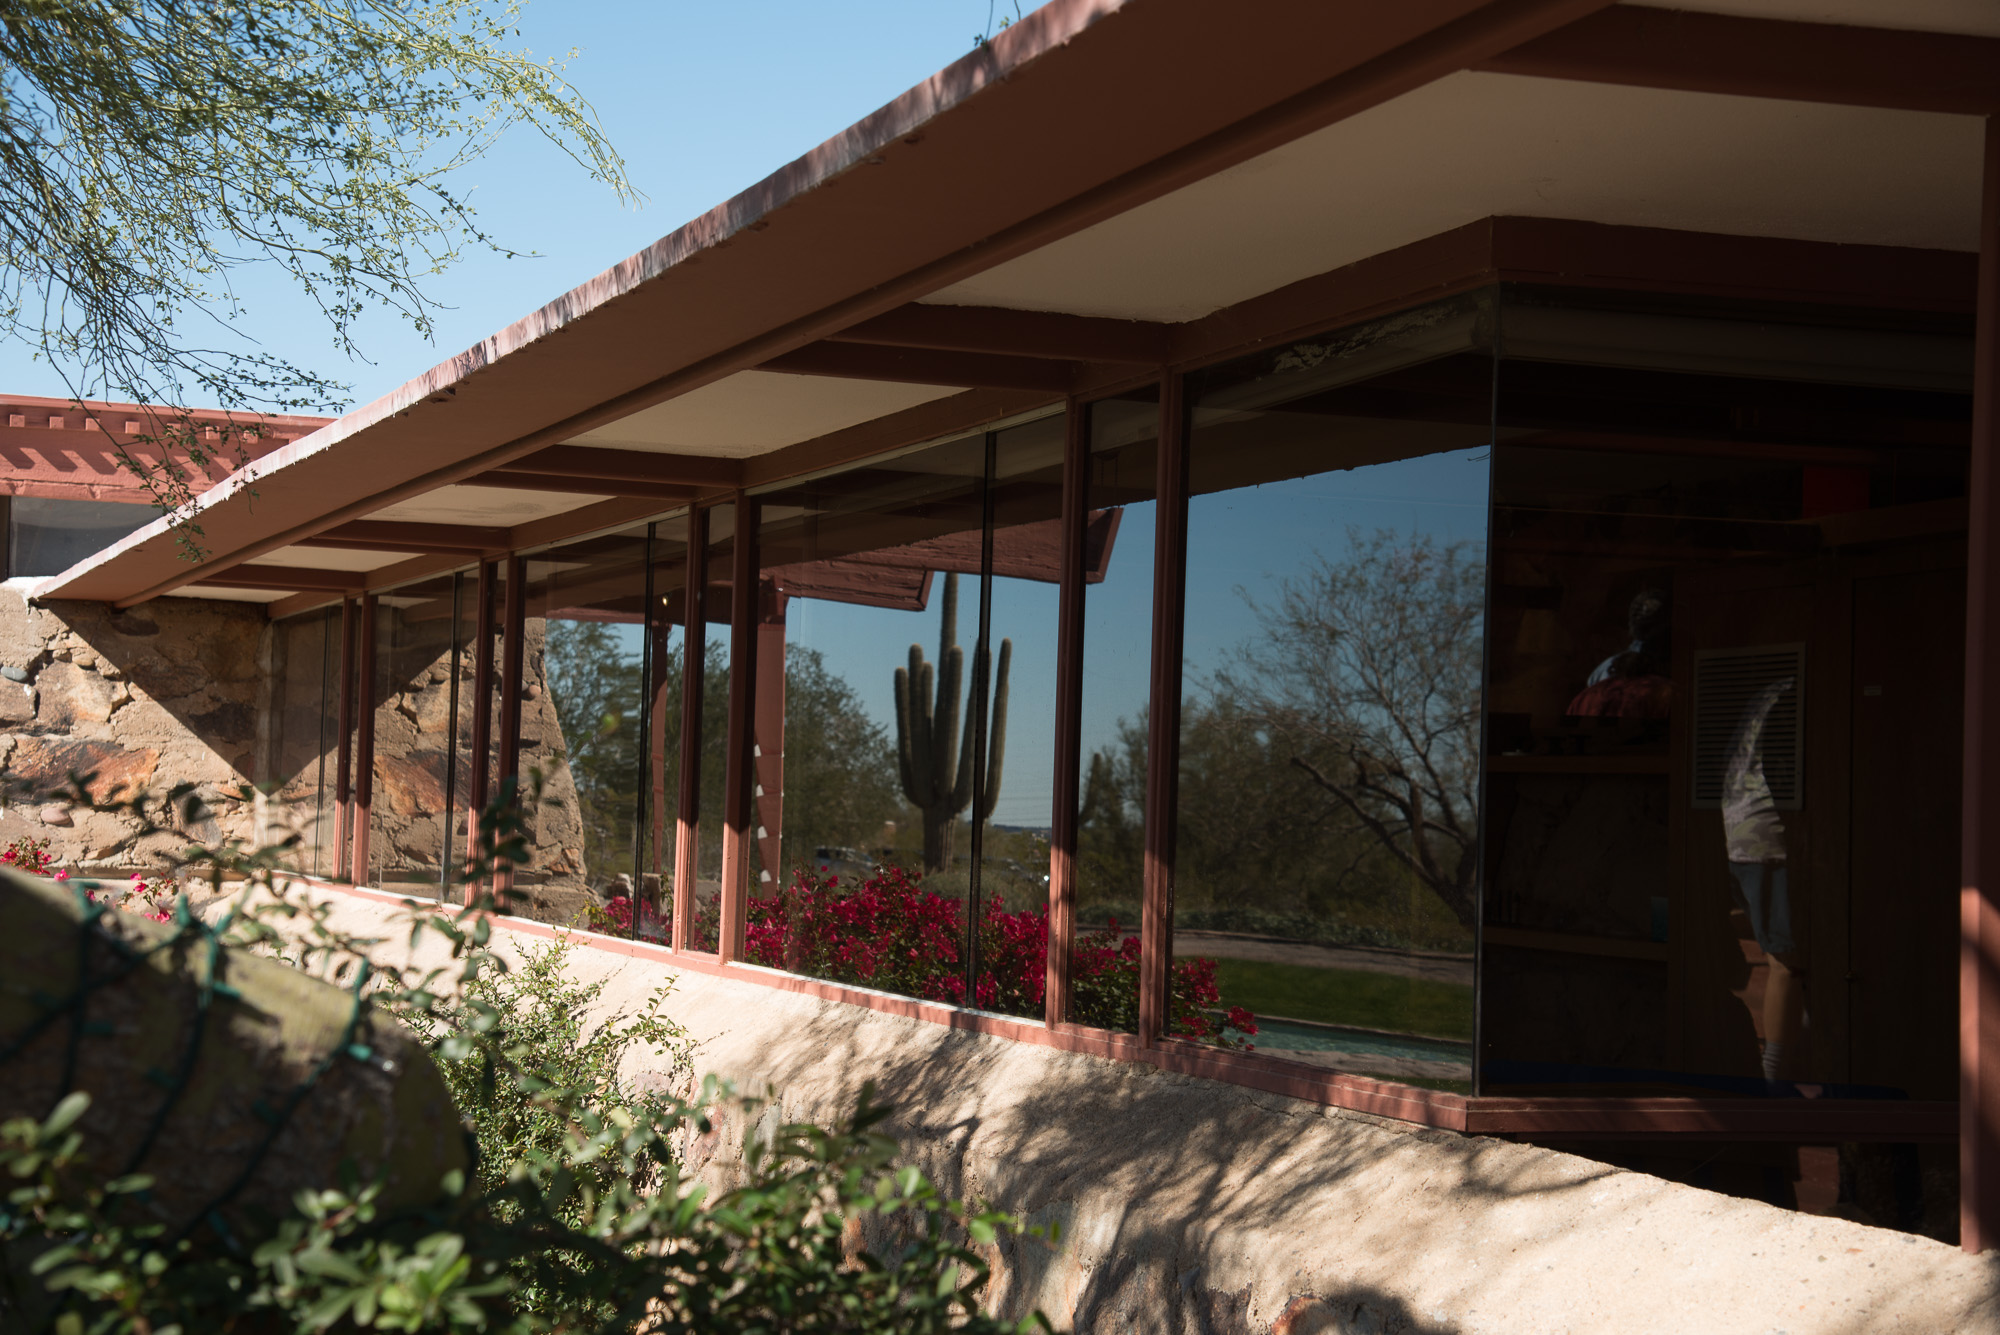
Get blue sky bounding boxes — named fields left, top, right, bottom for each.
left=0, top=1, right=1012, bottom=408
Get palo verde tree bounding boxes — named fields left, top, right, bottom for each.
left=0, top=0, right=630, bottom=555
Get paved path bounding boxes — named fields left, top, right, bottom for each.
left=1171, top=929, right=1474, bottom=988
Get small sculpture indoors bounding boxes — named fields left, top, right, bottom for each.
left=892, top=573, right=1010, bottom=874
left=0, top=868, right=467, bottom=1249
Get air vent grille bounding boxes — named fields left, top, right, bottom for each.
left=1691, top=644, right=1804, bottom=811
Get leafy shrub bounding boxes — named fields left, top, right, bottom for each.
left=0, top=778, right=1058, bottom=1333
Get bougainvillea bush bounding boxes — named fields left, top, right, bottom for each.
left=742, top=866, right=1256, bottom=1046
left=3, top=836, right=173, bottom=920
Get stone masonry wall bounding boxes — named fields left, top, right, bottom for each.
left=0, top=584, right=270, bottom=869
left=0, top=584, right=588, bottom=925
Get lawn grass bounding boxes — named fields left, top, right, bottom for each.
left=1210, top=957, right=1473, bottom=1041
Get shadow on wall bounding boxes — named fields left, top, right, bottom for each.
left=678, top=992, right=1624, bottom=1333
left=0, top=590, right=268, bottom=868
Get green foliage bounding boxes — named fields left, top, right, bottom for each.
left=0, top=0, right=631, bottom=552
left=544, top=619, right=903, bottom=895
left=0, top=774, right=1059, bottom=1332
left=1077, top=531, right=1480, bottom=951
left=773, top=645, right=903, bottom=879
left=402, top=937, right=695, bottom=1220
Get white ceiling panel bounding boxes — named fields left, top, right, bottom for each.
left=922, top=72, right=1981, bottom=323
left=256, top=547, right=412, bottom=572
left=370, top=485, right=603, bottom=527
left=567, top=371, right=960, bottom=458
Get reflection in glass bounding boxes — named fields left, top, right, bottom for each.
left=975, top=417, right=1066, bottom=1015
left=1481, top=287, right=1971, bottom=1233
left=269, top=610, right=336, bottom=876
left=530, top=521, right=686, bottom=939
left=752, top=432, right=994, bottom=1007
left=367, top=578, right=460, bottom=896
left=687, top=505, right=736, bottom=951
left=1070, top=390, right=1158, bottom=1033
left=1171, top=297, right=1494, bottom=1083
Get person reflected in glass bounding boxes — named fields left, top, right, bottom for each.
left=1566, top=588, right=1673, bottom=721
left=1723, top=676, right=1809, bottom=1089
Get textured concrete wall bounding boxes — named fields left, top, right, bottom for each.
left=305, top=883, right=2000, bottom=1335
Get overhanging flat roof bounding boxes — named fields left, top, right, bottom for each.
left=33, top=0, right=2000, bottom=609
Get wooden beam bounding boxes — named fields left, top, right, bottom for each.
left=192, top=564, right=362, bottom=592
left=828, top=304, right=1169, bottom=365
left=1479, top=5, right=2000, bottom=116
left=761, top=343, right=1079, bottom=392
left=298, top=520, right=510, bottom=553
left=507, top=445, right=744, bottom=489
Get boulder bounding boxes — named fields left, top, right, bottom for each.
left=0, top=869, right=468, bottom=1242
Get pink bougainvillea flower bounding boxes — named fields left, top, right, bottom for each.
left=52, top=869, right=68, bottom=882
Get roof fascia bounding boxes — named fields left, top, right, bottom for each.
left=1478, top=5, right=2000, bottom=115
left=40, top=0, right=1616, bottom=608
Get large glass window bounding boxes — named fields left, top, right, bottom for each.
left=529, top=520, right=686, bottom=939
left=750, top=433, right=993, bottom=1005
left=1170, top=295, right=1493, bottom=1084
left=743, top=416, right=1066, bottom=1016
left=6, top=497, right=156, bottom=577
left=367, top=578, right=459, bottom=897
left=268, top=609, right=336, bottom=876
left=1070, top=390, right=1158, bottom=1033
left=1482, top=286, right=1970, bottom=1231
left=686, top=505, right=735, bottom=952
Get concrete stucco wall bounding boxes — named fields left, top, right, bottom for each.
left=305, top=883, right=2000, bottom=1335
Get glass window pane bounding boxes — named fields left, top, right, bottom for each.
left=368, top=578, right=459, bottom=899
left=750, top=435, right=990, bottom=1004
left=269, top=610, right=335, bottom=877
left=1172, top=294, right=1493, bottom=1086
left=971, top=415, right=1065, bottom=1018
left=530, top=520, right=684, bottom=940
left=8, top=497, right=156, bottom=577
left=1482, top=285, right=1971, bottom=1234
left=1071, top=389, right=1159, bottom=1033
left=688, top=504, right=735, bottom=952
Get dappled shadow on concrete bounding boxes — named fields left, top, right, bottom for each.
left=656, top=972, right=2000, bottom=1335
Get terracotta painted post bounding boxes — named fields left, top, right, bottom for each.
left=1965, top=114, right=2000, bottom=1255
left=333, top=596, right=356, bottom=881
left=350, top=593, right=377, bottom=887
left=673, top=508, right=709, bottom=952
left=1140, top=375, right=1188, bottom=1048
left=1048, top=399, right=1086, bottom=1027
left=754, top=595, right=787, bottom=897
left=463, top=560, right=495, bottom=904
left=718, top=499, right=759, bottom=962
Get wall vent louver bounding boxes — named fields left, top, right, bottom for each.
left=1690, top=643, right=1805, bottom=811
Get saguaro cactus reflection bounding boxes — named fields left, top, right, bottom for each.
left=892, top=573, right=1010, bottom=873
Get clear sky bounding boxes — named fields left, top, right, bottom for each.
left=0, top=0, right=1014, bottom=409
